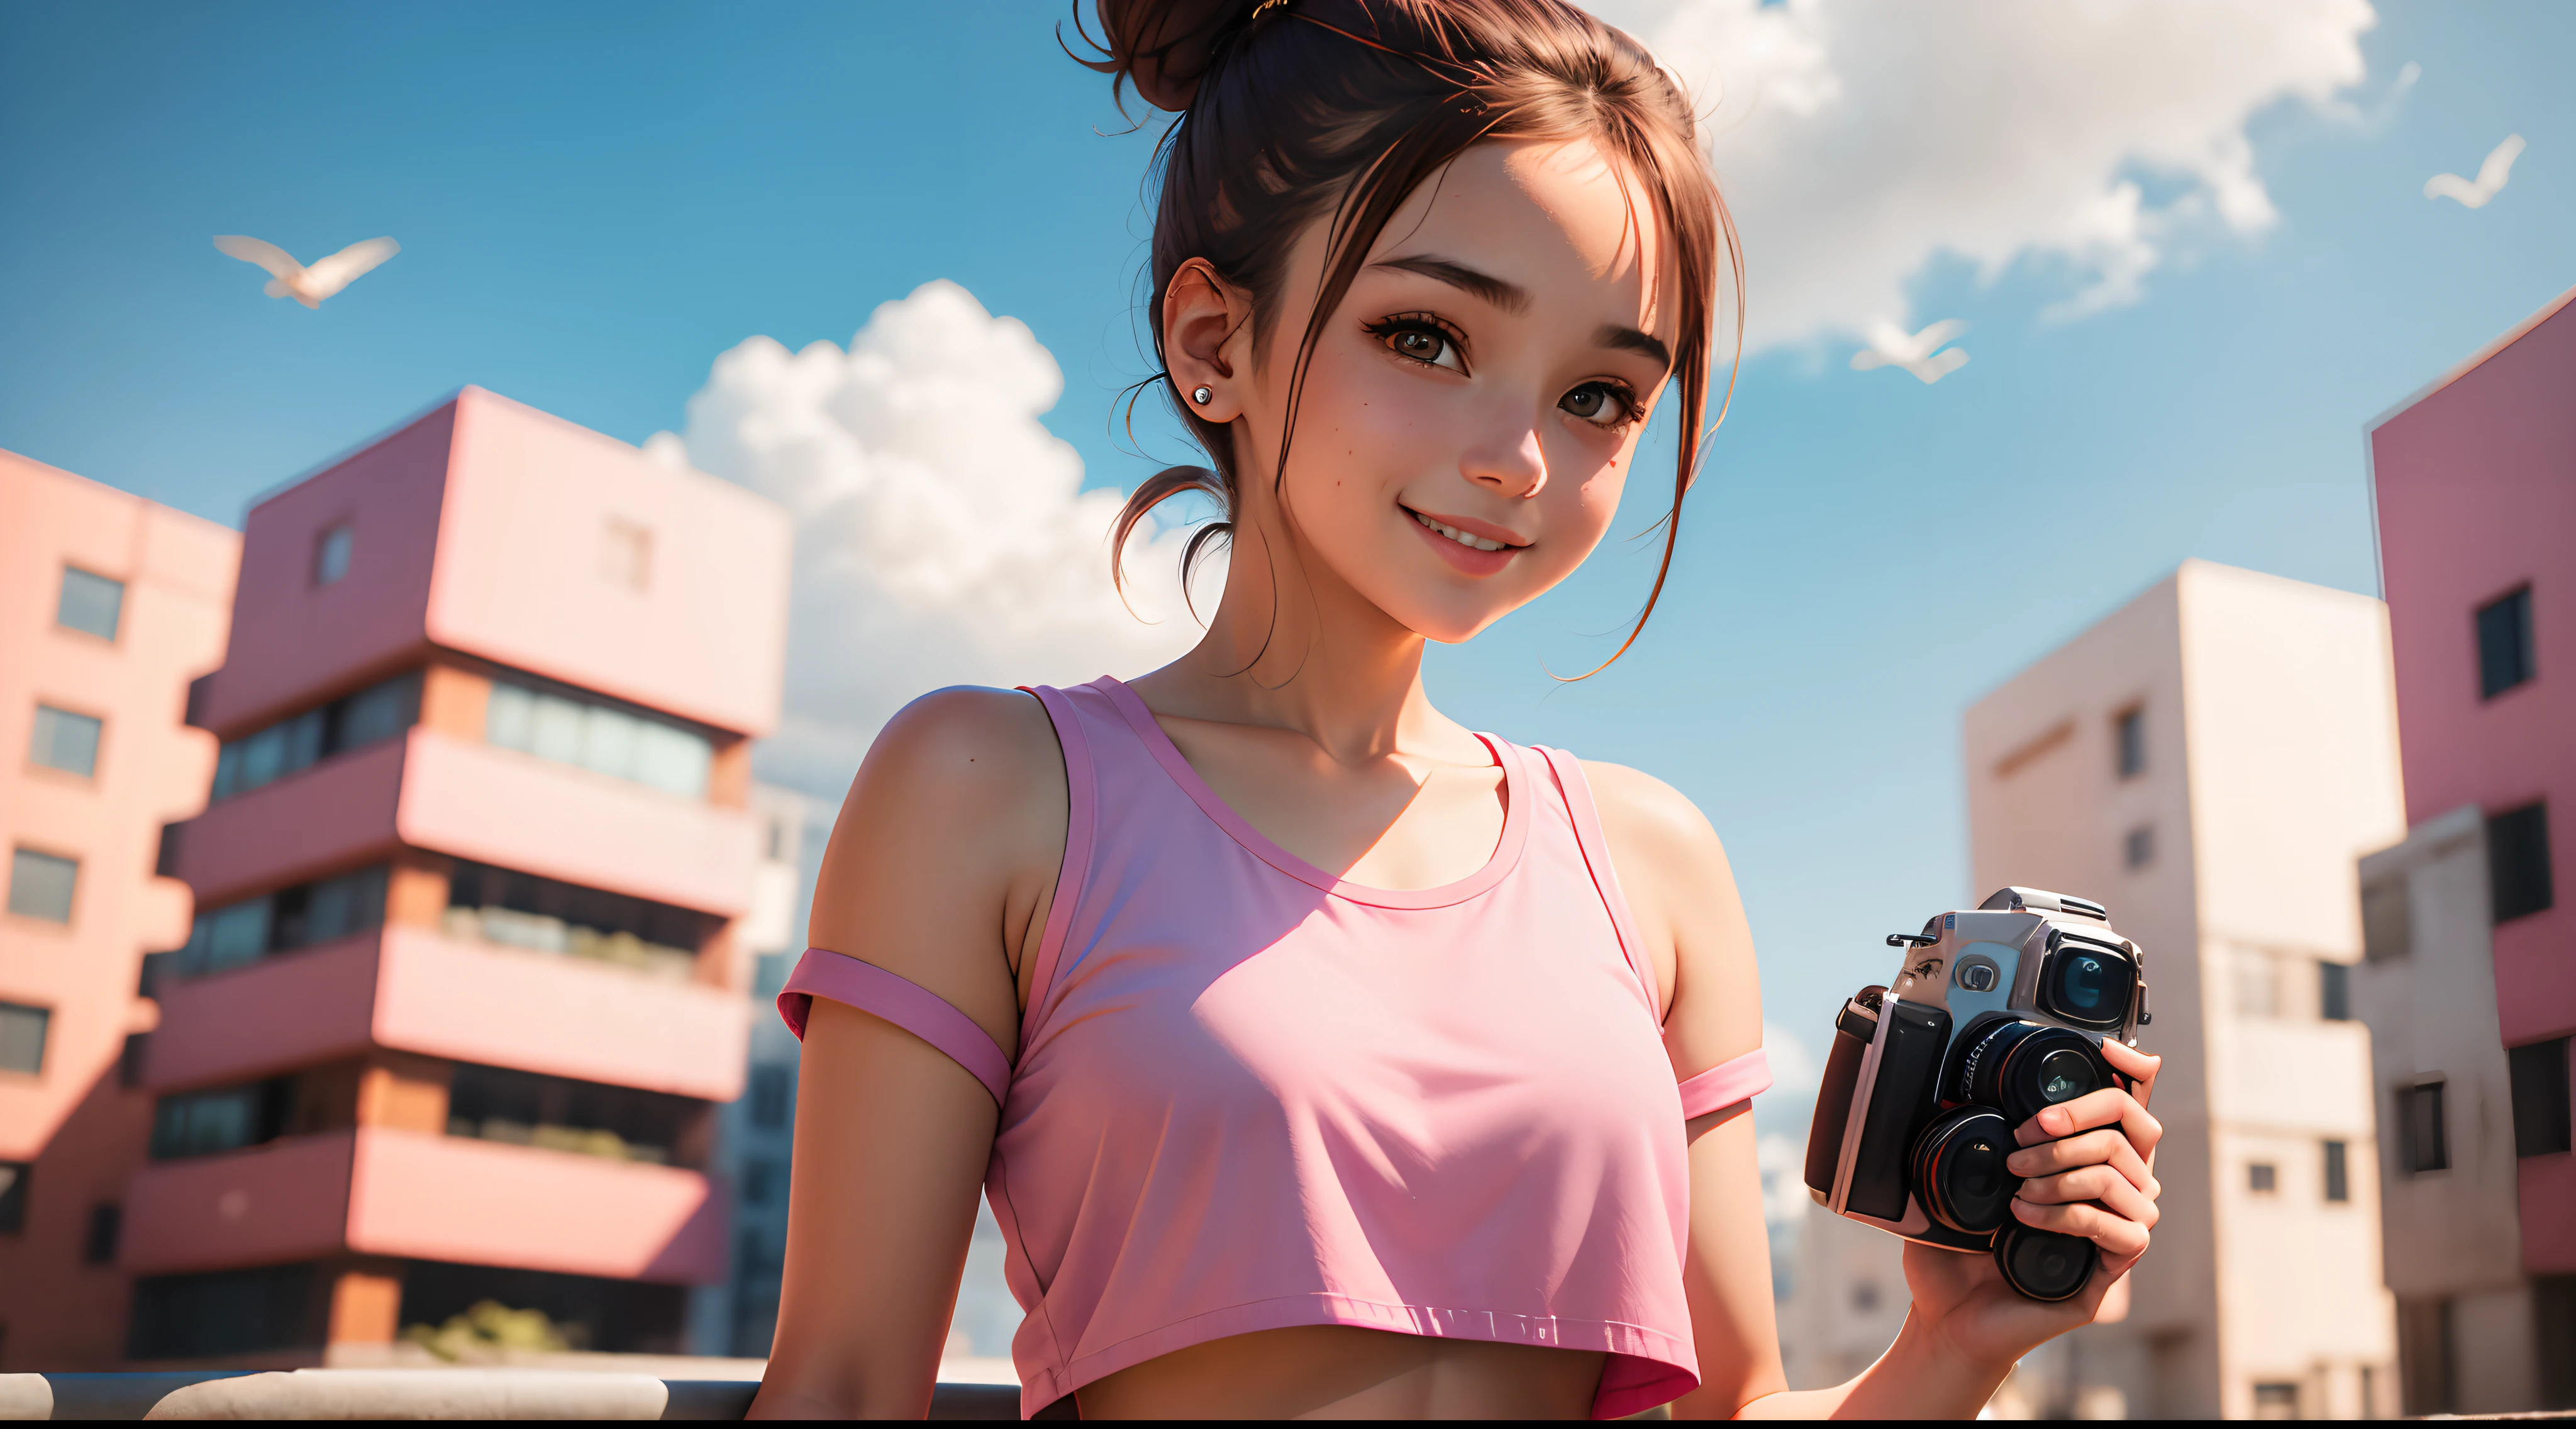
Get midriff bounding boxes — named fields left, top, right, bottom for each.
left=1075, top=1325, right=1607, bottom=1420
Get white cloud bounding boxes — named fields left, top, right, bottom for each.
left=648, top=280, right=1213, bottom=798
left=1593, top=0, right=2378, bottom=350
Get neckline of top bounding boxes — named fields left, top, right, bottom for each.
left=1092, top=676, right=1531, bottom=910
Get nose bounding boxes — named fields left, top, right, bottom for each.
left=1462, top=417, right=1548, bottom=499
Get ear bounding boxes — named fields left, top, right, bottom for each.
left=1162, top=258, right=1255, bottom=422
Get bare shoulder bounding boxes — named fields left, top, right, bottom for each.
left=853, top=685, right=1066, bottom=819
left=1575, top=759, right=1759, bottom=1053
left=1579, top=759, right=1724, bottom=863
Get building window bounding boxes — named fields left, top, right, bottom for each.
left=2403, top=1081, right=2449, bottom=1173
left=2476, top=586, right=2534, bottom=699
left=486, top=681, right=711, bottom=799
left=128, top=1263, right=320, bottom=1360
left=442, top=861, right=708, bottom=981
left=2319, top=960, right=2351, bottom=1021
left=2122, top=824, right=2154, bottom=870
left=7, top=848, right=78, bottom=925
left=2114, top=707, right=2145, bottom=778
left=211, top=672, right=419, bottom=803
left=2252, top=1382, right=2300, bottom=1419
left=150, top=1081, right=292, bottom=1160
left=602, top=518, right=653, bottom=591
left=84, top=1203, right=122, bottom=1264
left=443, top=1063, right=697, bottom=1167
left=2362, top=876, right=2411, bottom=963
left=312, top=525, right=353, bottom=587
left=2488, top=802, right=2554, bottom=923
left=748, top=1065, right=793, bottom=1131
left=2247, top=1162, right=2278, bottom=1193
left=743, top=1157, right=779, bottom=1206
left=0, top=1003, right=48, bottom=1077
left=2324, top=1140, right=2350, bottom=1203
left=29, top=704, right=104, bottom=779
left=2509, top=1037, right=2572, bottom=1159
left=0, top=1162, right=28, bottom=1233
left=55, top=566, right=124, bottom=641
left=175, top=865, right=387, bottom=977
left=119, top=1033, right=150, bottom=1088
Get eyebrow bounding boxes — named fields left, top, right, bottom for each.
left=1596, top=324, right=1671, bottom=373
left=1371, top=254, right=1531, bottom=315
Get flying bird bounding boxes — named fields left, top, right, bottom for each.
left=2424, top=135, right=2524, bottom=209
left=213, top=235, right=401, bottom=308
left=1851, top=319, right=1969, bottom=384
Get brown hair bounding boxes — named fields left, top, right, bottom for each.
left=1080, top=0, right=1740, bottom=669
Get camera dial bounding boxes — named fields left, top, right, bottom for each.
left=1957, top=1020, right=2115, bottom=1126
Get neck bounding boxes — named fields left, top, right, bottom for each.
left=1153, top=507, right=1457, bottom=765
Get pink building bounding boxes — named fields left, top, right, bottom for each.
left=1, top=451, right=239, bottom=1369
left=2358, top=282, right=2575, bottom=1413
left=128, top=388, right=790, bottom=1362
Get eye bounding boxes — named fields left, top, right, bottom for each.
left=1559, top=381, right=1638, bottom=431
left=1364, top=314, right=1469, bottom=374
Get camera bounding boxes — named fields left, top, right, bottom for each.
left=1804, top=887, right=2151, bottom=1301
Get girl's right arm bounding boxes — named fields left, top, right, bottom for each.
left=747, top=688, right=1069, bottom=1418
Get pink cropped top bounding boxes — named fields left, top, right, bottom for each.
left=779, top=677, right=1770, bottom=1418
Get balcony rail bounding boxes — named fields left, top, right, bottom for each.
left=0, top=1370, right=1017, bottom=1420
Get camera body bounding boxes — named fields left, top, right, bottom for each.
left=1804, top=887, right=2151, bottom=1301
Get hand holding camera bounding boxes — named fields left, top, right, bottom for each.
left=1805, top=887, right=2163, bottom=1345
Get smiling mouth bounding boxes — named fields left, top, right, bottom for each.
left=1405, top=507, right=1522, bottom=553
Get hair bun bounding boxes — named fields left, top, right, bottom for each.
left=1081, top=0, right=1263, bottom=112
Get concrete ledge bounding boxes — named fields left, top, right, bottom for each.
left=0, top=1372, right=1019, bottom=1420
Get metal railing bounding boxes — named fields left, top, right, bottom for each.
left=0, top=1371, right=1019, bottom=1420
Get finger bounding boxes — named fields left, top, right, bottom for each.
left=2099, top=1038, right=2160, bottom=1108
left=2019, top=1086, right=2162, bottom=1155
left=2012, top=1197, right=2150, bottom=1261
left=2007, top=1128, right=2158, bottom=1196
left=2016, top=1165, right=2159, bottom=1229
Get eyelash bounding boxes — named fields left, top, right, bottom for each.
left=1362, top=312, right=1644, bottom=434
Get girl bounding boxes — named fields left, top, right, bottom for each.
left=753, top=0, right=2161, bottom=1417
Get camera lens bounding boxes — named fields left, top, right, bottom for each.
left=1994, top=1223, right=2096, bottom=1302
left=1962, top=1021, right=2116, bottom=1126
left=1909, top=1107, right=2020, bottom=1235
left=2036, top=1048, right=2099, bottom=1105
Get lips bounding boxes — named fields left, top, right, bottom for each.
left=1404, top=505, right=1526, bottom=575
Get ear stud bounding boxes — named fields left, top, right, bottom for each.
left=1191, top=386, right=1214, bottom=406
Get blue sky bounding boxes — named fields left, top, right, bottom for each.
left=3, top=0, right=2569, bottom=1063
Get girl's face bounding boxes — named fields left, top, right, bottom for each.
left=1243, top=136, right=1680, bottom=645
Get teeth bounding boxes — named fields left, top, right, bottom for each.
left=1412, top=509, right=1507, bottom=552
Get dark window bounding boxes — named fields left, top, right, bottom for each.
left=84, top=1203, right=122, bottom=1264
left=396, top=1260, right=688, bottom=1356
left=130, top=1262, right=321, bottom=1360
left=313, top=525, right=353, bottom=587
left=2320, top=961, right=2351, bottom=1021
left=742, top=1157, right=779, bottom=1206
left=2477, top=586, right=2535, bottom=699
left=119, top=1033, right=150, bottom=1088
left=210, top=672, right=421, bottom=803
left=2115, top=707, right=2145, bottom=778
left=2324, top=1140, right=2350, bottom=1203
left=55, top=567, right=124, bottom=640
left=0, top=1161, right=27, bottom=1233
left=445, top=1063, right=701, bottom=1167
left=2247, top=1162, right=2277, bottom=1193
left=2404, top=1081, right=2450, bottom=1173
left=2124, top=825, right=2154, bottom=870
left=2538, top=1277, right=2576, bottom=1410
left=2399, top=1296, right=2456, bottom=1415
left=7, top=848, right=77, bottom=925
left=150, top=1079, right=294, bottom=1160
left=2363, top=876, right=2411, bottom=962
left=175, top=865, right=387, bottom=978
left=2509, top=1037, right=2572, bottom=1159
left=443, top=861, right=709, bottom=980
left=2489, top=802, right=2555, bottom=923
left=2253, top=1382, right=2300, bottom=1419
left=0, top=1003, right=48, bottom=1076
left=748, top=1065, right=793, bottom=1131
left=30, top=704, right=104, bottom=778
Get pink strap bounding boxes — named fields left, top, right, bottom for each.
left=1677, top=1048, right=1772, bottom=1119
left=1532, top=747, right=1662, bottom=1026
left=779, top=947, right=1013, bottom=1106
